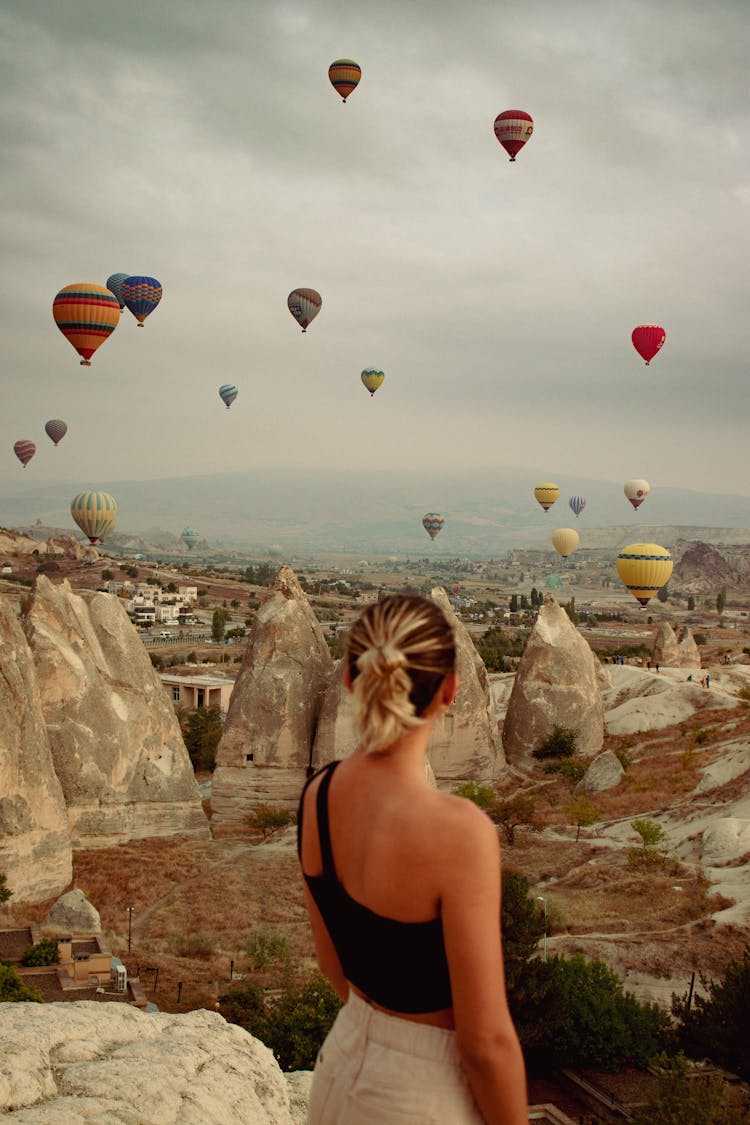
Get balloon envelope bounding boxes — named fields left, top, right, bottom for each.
left=71, top=491, right=117, bottom=544
left=219, top=384, right=238, bottom=409
left=106, top=273, right=130, bottom=309
left=624, top=479, right=650, bottom=509
left=53, top=283, right=120, bottom=365
left=422, top=513, right=445, bottom=540
left=181, top=528, right=200, bottom=550
left=288, top=288, right=322, bottom=331
left=13, top=440, right=36, bottom=467
left=632, top=325, right=665, bottom=365
left=361, top=368, right=384, bottom=396
left=551, top=528, right=579, bottom=558
left=616, top=543, right=673, bottom=606
left=493, top=110, right=533, bottom=160
left=569, top=495, right=586, bottom=518
left=328, top=59, right=361, bottom=102
left=121, top=276, right=162, bottom=325
left=534, top=483, right=559, bottom=512
left=45, top=419, right=68, bottom=446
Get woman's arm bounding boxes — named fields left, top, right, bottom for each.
left=440, top=800, right=528, bottom=1124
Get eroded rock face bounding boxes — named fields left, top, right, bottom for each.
left=0, top=595, right=72, bottom=903
left=22, top=577, right=209, bottom=848
left=502, top=596, right=604, bottom=765
left=43, top=889, right=100, bottom=934
left=575, top=750, right=624, bottom=796
left=0, top=1002, right=304, bottom=1124
left=677, top=627, right=701, bottom=668
left=651, top=622, right=681, bottom=668
left=311, top=660, right=359, bottom=767
left=212, top=567, right=334, bottom=817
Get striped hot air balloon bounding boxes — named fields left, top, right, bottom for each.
left=13, top=440, right=36, bottom=467
left=551, top=528, right=579, bottom=559
left=45, top=419, right=68, bottom=446
left=534, top=483, right=560, bottom=512
left=616, top=543, right=673, bottom=606
left=632, top=325, right=665, bottom=365
left=181, top=528, right=200, bottom=550
left=422, top=513, right=445, bottom=541
left=121, top=275, right=162, bottom=326
left=328, top=59, right=361, bottom=102
left=288, top=288, right=322, bottom=332
left=52, top=283, right=120, bottom=366
left=361, top=368, right=384, bottom=396
left=70, top=491, right=117, bottom=544
left=219, top=384, right=238, bottom=409
left=569, top=495, right=586, bottom=518
left=624, top=479, right=650, bottom=510
left=105, top=273, right=130, bottom=309
left=493, top=110, right=534, bottom=161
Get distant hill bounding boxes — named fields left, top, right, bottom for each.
left=1, top=468, right=749, bottom=556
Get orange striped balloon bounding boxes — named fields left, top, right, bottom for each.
left=13, top=440, right=36, bottom=467
left=53, top=283, right=120, bottom=366
left=328, top=59, right=361, bottom=102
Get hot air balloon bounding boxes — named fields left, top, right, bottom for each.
left=493, top=110, right=534, bottom=161
left=328, top=59, right=361, bottom=102
left=70, top=491, right=117, bottom=544
left=219, top=384, right=238, bottom=409
left=52, top=283, right=120, bottom=366
left=422, top=513, right=445, bottom=541
left=181, top=528, right=200, bottom=550
left=552, top=528, right=579, bottom=558
left=288, top=288, right=322, bottom=332
left=616, top=543, right=673, bottom=606
left=534, top=483, right=560, bottom=512
left=569, top=495, right=586, bottom=518
left=106, top=273, right=130, bottom=309
left=45, top=419, right=68, bottom=446
left=13, top=440, right=36, bottom=467
left=624, top=479, right=650, bottom=510
left=632, top=325, right=665, bottom=365
left=121, top=276, right=162, bottom=326
left=361, top=368, right=384, bottom=396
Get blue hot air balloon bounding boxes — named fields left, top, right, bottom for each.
left=121, top=275, right=162, bottom=326
left=219, top=384, right=238, bottom=409
left=569, top=495, right=586, bottom=518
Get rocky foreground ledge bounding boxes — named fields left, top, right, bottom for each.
left=0, top=1002, right=311, bottom=1123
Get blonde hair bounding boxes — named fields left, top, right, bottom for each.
left=346, top=594, right=456, bottom=754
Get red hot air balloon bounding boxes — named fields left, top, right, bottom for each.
left=14, top=440, right=36, bottom=467
left=493, top=110, right=534, bottom=161
left=632, top=325, right=666, bottom=365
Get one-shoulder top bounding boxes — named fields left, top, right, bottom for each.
left=297, top=761, right=453, bottom=1014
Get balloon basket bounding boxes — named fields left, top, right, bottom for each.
left=80, top=360, right=91, bottom=366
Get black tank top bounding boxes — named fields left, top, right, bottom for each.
left=297, top=761, right=453, bottom=1014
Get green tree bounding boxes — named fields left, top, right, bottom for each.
left=101, top=568, right=114, bottom=581
left=452, top=781, right=496, bottom=810
left=634, top=1054, right=746, bottom=1124
left=657, top=583, right=670, bottom=603
left=672, top=947, right=750, bottom=1080
left=631, top=818, right=665, bottom=859
left=212, top=606, right=230, bottom=642
left=545, top=758, right=586, bottom=790
left=180, top=705, right=223, bottom=771
left=20, top=938, right=59, bottom=966
left=244, top=926, right=290, bottom=972
left=716, top=588, right=726, bottom=616
left=509, top=593, right=519, bottom=613
left=563, top=597, right=579, bottom=624
left=246, top=804, right=296, bottom=840
left=0, top=872, right=11, bottom=906
left=568, top=795, right=598, bottom=841
left=0, top=964, right=44, bottom=1003
left=688, top=595, right=696, bottom=611
left=491, top=794, right=537, bottom=845
left=501, top=872, right=546, bottom=972
left=533, top=725, right=578, bottom=760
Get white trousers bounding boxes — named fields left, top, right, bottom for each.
left=307, top=990, right=484, bottom=1123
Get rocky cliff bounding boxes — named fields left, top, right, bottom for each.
left=672, top=540, right=739, bottom=594
left=21, top=577, right=209, bottom=848
left=651, top=622, right=702, bottom=669
left=0, top=596, right=72, bottom=904
left=211, top=567, right=334, bottom=818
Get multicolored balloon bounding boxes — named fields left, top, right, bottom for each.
left=328, top=59, right=361, bottom=102
left=361, top=368, right=384, bottom=396
left=52, top=283, right=120, bottom=366
left=616, top=542, right=673, bottom=606
left=219, top=384, right=238, bottom=409
left=493, top=110, right=534, bottom=161
left=288, top=288, right=322, bottom=332
left=13, top=440, right=36, bottom=467
left=70, top=491, right=117, bottom=544
left=551, top=528, right=579, bottom=558
left=121, top=276, right=162, bottom=326
left=181, top=528, right=200, bottom=550
left=534, top=483, right=560, bottom=512
left=569, top=495, right=586, bottom=518
left=105, top=273, right=130, bottom=309
left=624, top=479, right=650, bottom=510
left=45, top=419, right=68, bottom=446
left=422, top=513, right=445, bottom=541
left=632, top=325, right=666, bottom=365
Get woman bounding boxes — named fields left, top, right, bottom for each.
left=297, top=594, right=527, bottom=1124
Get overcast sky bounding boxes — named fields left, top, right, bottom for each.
left=1, top=0, right=748, bottom=507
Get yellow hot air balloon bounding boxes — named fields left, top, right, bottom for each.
left=70, top=491, right=117, bottom=544
left=551, top=528, right=579, bottom=558
left=361, top=368, right=384, bottom=396
left=534, top=482, right=560, bottom=512
left=616, top=543, right=673, bottom=606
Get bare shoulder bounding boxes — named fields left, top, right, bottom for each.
left=431, top=792, right=500, bottom=865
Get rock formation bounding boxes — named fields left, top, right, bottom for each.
left=22, top=577, right=209, bottom=848
left=0, top=595, right=72, bottom=904
left=0, top=1002, right=308, bottom=1123
left=211, top=567, right=334, bottom=817
left=677, top=627, right=701, bottom=667
left=502, top=595, right=604, bottom=765
left=575, top=750, right=624, bottom=797
left=43, top=889, right=101, bottom=934
left=46, top=535, right=99, bottom=562
left=311, top=660, right=359, bottom=766
left=672, top=541, right=737, bottom=594
left=650, top=622, right=701, bottom=669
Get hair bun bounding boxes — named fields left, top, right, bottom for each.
left=356, top=643, right=407, bottom=680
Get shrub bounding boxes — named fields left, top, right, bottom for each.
left=693, top=728, right=710, bottom=745
left=0, top=964, right=44, bottom=1003
left=0, top=872, right=11, bottom=906
left=533, top=725, right=578, bottom=760
left=20, top=938, right=60, bottom=966
left=544, top=759, right=587, bottom=789
left=173, top=932, right=215, bottom=960
left=452, top=781, right=496, bottom=810
left=246, top=805, right=296, bottom=840
left=244, top=926, right=290, bottom=972
left=672, top=946, right=750, bottom=1080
